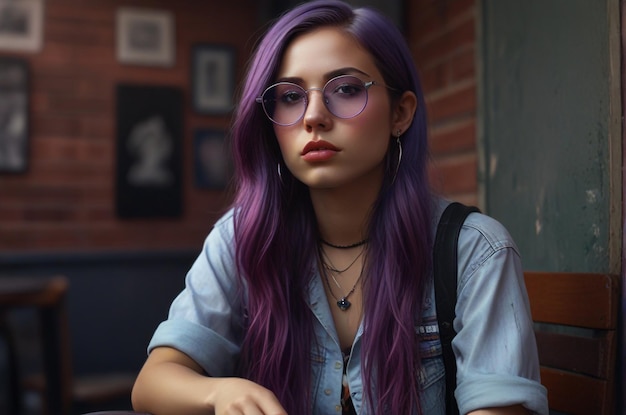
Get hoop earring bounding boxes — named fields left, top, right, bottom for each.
left=277, top=163, right=283, bottom=183
left=392, top=130, right=402, bottom=184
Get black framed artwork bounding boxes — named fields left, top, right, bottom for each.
left=193, top=129, right=233, bottom=189
left=115, top=84, right=183, bottom=218
left=191, top=44, right=235, bottom=114
left=0, top=57, right=29, bottom=173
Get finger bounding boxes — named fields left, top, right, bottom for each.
left=221, top=395, right=269, bottom=415
left=237, top=388, right=287, bottom=415
left=255, top=395, right=288, bottom=415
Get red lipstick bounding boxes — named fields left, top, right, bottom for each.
left=301, top=140, right=340, bottom=162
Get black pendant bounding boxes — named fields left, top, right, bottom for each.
left=337, top=298, right=351, bottom=311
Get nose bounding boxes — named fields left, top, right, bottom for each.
left=303, top=89, right=332, bottom=131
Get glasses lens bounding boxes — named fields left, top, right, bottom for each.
left=324, top=76, right=368, bottom=119
left=261, top=82, right=307, bottom=126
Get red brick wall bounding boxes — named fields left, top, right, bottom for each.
left=407, top=0, right=478, bottom=206
left=0, top=0, right=258, bottom=251
left=0, top=0, right=479, bottom=253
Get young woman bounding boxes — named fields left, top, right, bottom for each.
left=131, top=1, right=548, bottom=414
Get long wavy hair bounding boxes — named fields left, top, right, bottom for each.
left=230, top=1, right=432, bottom=413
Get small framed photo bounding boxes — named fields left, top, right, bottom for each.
left=116, top=7, right=175, bottom=67
left=193, top=129, right=233, bottom=189
left=0, top=57, right=29, bottom=173
left=0, top=0, right=44, bottom=52
left=192, top=44, right=235, bottom=114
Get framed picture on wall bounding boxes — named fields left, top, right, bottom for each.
left=193, top=129, right=233, bottom=189
left=116, top=7, right=175, bottom=67
left=115, top=84, right=183, bottom=218
left=191, top=44, right=235, bottom=114
left=0, top=0, right=44, bottom=52
left=0, top=57, right=29, bottom=173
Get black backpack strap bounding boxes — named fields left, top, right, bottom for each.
left=434, top=202, right=480, bottom=415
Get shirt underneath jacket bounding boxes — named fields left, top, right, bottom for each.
left=147, top=198, right=549, bottom=415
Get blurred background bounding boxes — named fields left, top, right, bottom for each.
left=0, top=0, right=623, bottom=414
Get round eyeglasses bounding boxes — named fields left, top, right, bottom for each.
left=255, top=75, right=380, bottom=126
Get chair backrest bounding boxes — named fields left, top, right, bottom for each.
left=0, top=275, right=74, bottom=415
left=524, top=271, right=620, bottom=415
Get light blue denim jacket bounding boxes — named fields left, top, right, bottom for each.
left=148, top=199, right=548, bottom=414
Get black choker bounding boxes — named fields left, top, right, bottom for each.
left=320, top=238, right=368, bottom=249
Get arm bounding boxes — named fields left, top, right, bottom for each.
left=452, top=213, right=548, bottom=414
left=132, top=346, right=287, bottom=415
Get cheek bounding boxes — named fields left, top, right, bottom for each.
left=353, top=101, right=392, bottom=145
left=363, top=90, right=393, bottom=125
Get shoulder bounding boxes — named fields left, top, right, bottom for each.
left=213, top=208, right=236, bottom=232
left=432, top=198, right=519, bottom=254
left=461, top=210, right=519, bottom=254
left=194, top=208, right=237, bottom=272
left=205, top=208, right=236, bottom=246
left=432, top=198, right=522, bottom=286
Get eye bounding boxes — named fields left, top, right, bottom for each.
left=279, top=89, right=305, bottom=105
left=331, top=82, right=364, bottom=97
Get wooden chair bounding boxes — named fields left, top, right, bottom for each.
left=0, top=276, right=136, bottom=415
left=524, top=271, right=620, bottom=415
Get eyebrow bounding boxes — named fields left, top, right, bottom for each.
left=276, top=67, right=371, bottom=84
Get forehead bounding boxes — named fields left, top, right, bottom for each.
left=277, top=27, right=381, bottom=81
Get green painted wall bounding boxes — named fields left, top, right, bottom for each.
left=480, top=0, right=617, bottom=272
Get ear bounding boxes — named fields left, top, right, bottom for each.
left=391, top=91, right=418, bottom=136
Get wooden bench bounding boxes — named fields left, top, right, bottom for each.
left=524, top=271, right=620, bottom=415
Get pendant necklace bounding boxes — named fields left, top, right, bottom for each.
left=321, top=265, right=362, bottom=311
left=321, top=246, right=364, bottom=274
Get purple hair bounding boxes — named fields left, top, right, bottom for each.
left=230, top=1, right=432, bottom=413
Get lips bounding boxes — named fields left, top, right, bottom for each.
left=301, top=140, right=340, bottom=162
left=301, top=140, right=339, bottom=155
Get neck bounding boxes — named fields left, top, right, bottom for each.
left=310, top=176, right=382, bottom=246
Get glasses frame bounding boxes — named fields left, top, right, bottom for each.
left=255, top=74, right=378, bottom=126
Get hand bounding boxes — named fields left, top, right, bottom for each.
left=210, top=377, right=288, bottom=415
